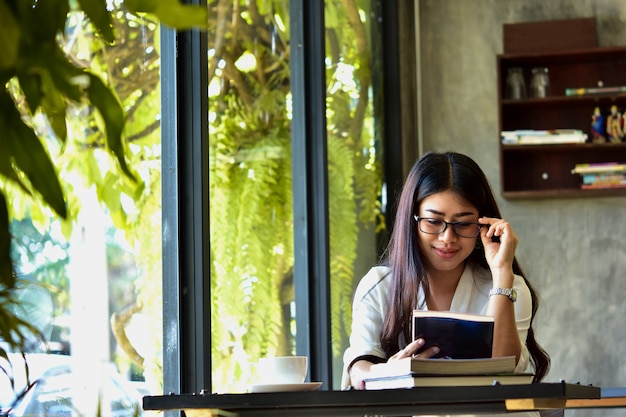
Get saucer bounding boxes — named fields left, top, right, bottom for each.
left=251, top=381, right=322, bottom=393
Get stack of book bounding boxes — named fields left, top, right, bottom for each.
left=363, top=311, right=534, bottom=390
left=571, top=162, right=626, bottom=190
left=501, top=129, right=587, bottom=145
left=363, top=356, right=533, bottom=390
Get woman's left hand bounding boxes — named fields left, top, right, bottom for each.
left=478, top=216, right=518, bottom=272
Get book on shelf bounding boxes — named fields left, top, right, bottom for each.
left=565, top=85, right=626, bottom=96
left=412, top=310, right=494, bottom=359
left=368, top=356, right=517, bottom=379
left=572, top=163, right=626, bottom=190
left=363, top=372, right=533, bottom=390
left=571, top=162, right=626, bottom=175
left=501, top=129, right=587, bottom=145
left=581, top=173, right=626, bottom=185
left=581, top=182, right=626, bottom=190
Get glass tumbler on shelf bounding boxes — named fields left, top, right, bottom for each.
left=505, top=67, right=526, bottom=100
left=530, top=67, right=550, bottom=98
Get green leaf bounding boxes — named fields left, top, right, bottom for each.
left=0, top=96, right=34, bottom=195
left=45, top=48, right=84, bottom=103
left=8, top=123, right=68, bottom=219
left=0, top=152, right=32, bottom=196
left=38, top=71, right=69, bottom=142
left=0, top=191, right=13, bottom=289
left=85, top=73, right=137, bottom=182
left=17, top=43, right=83, bottom=105
left=16, top=46, right=82, bottom=142
left=125, top=0, right=209, bottom=30
left=77, top=0, right=115, bottom=44
left=0, top=91, right=67, bottom=219
left=0, top=0, right=20, bottom=69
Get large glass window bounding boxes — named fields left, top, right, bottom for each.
left=3, top=0, right=398, bottom=407
left=207, top=0, right=385, bottom=392
left=207, top=2, right=295, bottom=393
left=324, top=0, right=386, bottom=384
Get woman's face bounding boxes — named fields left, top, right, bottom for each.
left=416, top=190, right=479, bottom=276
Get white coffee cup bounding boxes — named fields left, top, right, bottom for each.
left=257, top=356, right=308, bottom=384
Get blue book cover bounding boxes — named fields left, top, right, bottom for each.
left=412, top=311, right=494, bottom=359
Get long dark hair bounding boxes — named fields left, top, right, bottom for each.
left=379, top=151, right=550, bottom=381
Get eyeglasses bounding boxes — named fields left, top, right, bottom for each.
left=413, top=215, right=484, bottom=238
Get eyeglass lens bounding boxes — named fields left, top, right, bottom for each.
left=417, top=217, right=481, bottom=238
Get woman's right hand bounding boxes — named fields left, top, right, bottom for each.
left=388, top=338, right=440, bottom=361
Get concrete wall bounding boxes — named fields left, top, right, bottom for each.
left=417, top=1, right=626, bottom=414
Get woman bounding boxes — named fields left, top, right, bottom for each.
left=343, top=151, right=550, bottom=392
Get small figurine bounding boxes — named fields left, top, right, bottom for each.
left=591, top=106, right=606, bottom=143
left=606, top=104, right=624, bottom=143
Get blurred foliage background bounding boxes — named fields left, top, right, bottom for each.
left=0, top=0, right=386, bottom=395
left=0, top=0, right=206, bottom=395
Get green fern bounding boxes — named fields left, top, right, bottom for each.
left=205, top=0, right=386, bottom=392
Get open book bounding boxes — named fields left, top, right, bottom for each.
left=412, top=310, right=494, bottom=359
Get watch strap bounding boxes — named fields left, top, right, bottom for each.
left=489, top=287, right=517, bottom=302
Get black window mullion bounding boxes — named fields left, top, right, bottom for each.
left=290, top=0, right=333, bottom=387
left=161, top=16, right=211, bottom=400
left=381, top=0, right=406, bottom=233
left=178, top=23, right=211, bottom=394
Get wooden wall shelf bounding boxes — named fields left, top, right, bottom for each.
left=497, top=45, right=626, bottom=198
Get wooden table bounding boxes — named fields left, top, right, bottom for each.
left=143, top=382, right=610, bottom=417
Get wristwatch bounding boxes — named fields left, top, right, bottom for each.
left=489, top=287, right=517, bottom=302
